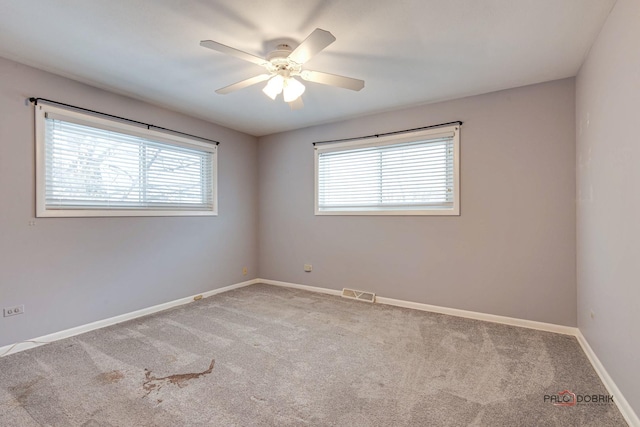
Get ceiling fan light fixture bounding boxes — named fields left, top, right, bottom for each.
left=201, top=28, right=364, bottom=108
left=283, top=77, right=305, bottom=103
left=262, top=75, right=284, bottom=100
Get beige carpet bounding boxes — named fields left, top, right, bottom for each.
left=0, top=284, right=627, bottom=426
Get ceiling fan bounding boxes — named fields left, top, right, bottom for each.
left=200, top=28, right=364, bottom=110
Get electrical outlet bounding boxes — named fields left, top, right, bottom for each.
left=304, top=264, right=312, bottom=272
left=242, top=267, right=248, bottom=276
left=4, top=305, right=25, bottom=317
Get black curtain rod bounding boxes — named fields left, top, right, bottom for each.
left=312, top=121, right=462, bottom=146
left=29, top=97, right=220, bottom=146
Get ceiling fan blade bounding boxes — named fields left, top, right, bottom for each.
left=200, top=40, right=268, bottom=67
left=215, top=74, right=271, bottom=95
left=288, top=28, right=336, bottom=64
left=300, top=70, right=364, bottom=91
left=288, top=97, right=304, bottom=110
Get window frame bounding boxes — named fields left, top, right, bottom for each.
left=35, top=103, right=218, bottom=218
left=314, top=124, right=460, bottom=216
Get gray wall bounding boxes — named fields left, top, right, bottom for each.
left=576, top=0, right=640, bottom=415
left=258, top=79, right=577, bottom=326
left=0, top=57, right=259, bottom=347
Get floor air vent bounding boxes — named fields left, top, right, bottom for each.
left=341, top=288, right=376, bottom=303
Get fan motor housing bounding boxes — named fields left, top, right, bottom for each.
left=266, top=44, right=301, bottom=74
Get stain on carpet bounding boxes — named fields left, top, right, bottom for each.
left=9, top=377, right=42, bottom=406
left=96, top=370, right=124, bottom=385
left=143, top=359, right=215, bottom=395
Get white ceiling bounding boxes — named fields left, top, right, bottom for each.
left=0, top=0, right=615, bottom=136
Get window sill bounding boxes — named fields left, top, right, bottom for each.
left=314, top=208, right=460, bottom=216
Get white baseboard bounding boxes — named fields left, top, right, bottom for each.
left=0, top=278, right=259, bottom=358
left=375, top=296, right=578, bottom=335
left=259, top=278, right=577, bottom=335
left=576, top=331, right=639, bottom=427
left=259, top=279, right=342, bottom=296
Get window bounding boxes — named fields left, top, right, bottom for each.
left=315, top=125, right=460, bottom=215
left=35, top=103, right=217, bottom=217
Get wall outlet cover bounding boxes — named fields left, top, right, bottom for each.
left=3, top=305, right=25, bottom=317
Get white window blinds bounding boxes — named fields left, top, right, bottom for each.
left=315, top=125, right=460, bottom=215
left=36, top=104, right=217, bottom=217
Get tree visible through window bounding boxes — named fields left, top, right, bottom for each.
left=36, top=104, right=217, bottom=217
